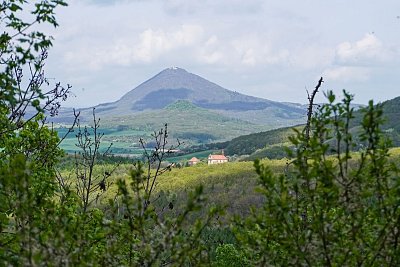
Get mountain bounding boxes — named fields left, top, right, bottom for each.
left=59, top=67, right=306, bottom=127
left=55, top=67, right=311, bottom=151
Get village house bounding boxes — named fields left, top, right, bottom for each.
left=208, top=151, right=228, bottom=165
left=188, top=157, right=201, bottom=166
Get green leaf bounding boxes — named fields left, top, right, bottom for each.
left=9, top=4, right=22, bottom=12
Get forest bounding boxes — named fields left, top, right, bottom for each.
left=1, top=1, right=400, bottom=266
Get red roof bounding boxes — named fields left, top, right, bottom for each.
left=208, top=155, right=228, bottom=160
left=188, top=157, right=200, bottom=162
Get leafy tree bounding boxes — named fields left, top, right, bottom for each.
left=102, top=163, right=222, bottom=266
left=236, top=90, right=400, bottom=266
left=1, top=0, right=70, bottom=130
left=213, top=244, right=249, bottom=267
left=0, top=1, right=70, bottom=264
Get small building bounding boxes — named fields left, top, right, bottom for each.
left=208, top=151, right=228, bottom=165
left=188, top=157, right=201, bottom=166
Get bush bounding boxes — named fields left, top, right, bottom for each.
left=214, top=244, right=249, bottom=267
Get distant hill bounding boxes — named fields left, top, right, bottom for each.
left=373, top=96, right=400, bottom=146
left=347, top=96, right=400, bottom=147
left=192, top=95, right=400, bottom=160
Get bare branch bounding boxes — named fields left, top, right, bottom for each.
left=304, top=77, right=324, bottom=141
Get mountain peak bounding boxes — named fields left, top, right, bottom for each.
left=161, top=66, right=187, bottom=73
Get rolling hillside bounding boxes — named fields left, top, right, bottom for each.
left=99, top=100, right=270, bottom=146
left=189, top=95, right=400, bottom=160
left=379, top=96, right=400, bottom=146
left=57, top=100, right=272, bottom=154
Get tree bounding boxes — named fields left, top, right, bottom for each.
left=213, top=244, right=249, bottom=267
left=0, top=0, right=71, bottom=177
left=139, top=123, right=182, bottom=212
left=64, top=108, right=117, bottom=213
left=1, top=0, right=70, bottom=134
left=236, top=90, right=400, bottom=266
left=0, top=1, right=72, bottom=264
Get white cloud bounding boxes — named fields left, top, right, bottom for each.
left=112, top=24, right=204, bottom=64
left=163, top=0, right=201, bottom=15
left=322, top=34, right=400, bottom=84
left=196, top=36, right=223, bottom=64
left=335, top=34, right=389, bottom=65
left=323, top=66, right=370, bottom=82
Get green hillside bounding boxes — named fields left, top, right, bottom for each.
left=194, top=96, right=400, bottom=160
left=99, top=100, right=270, bottom=145
left=223, top=125, right=302, bottom=155
left=348, top=96, right=400, bottom=146
left=378, top=96, right=400, bottom=146
left=58, top=100, right=272, bottom=153
left=85, top=158, right=286, bottom=218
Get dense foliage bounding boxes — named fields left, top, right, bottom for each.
left=236, top=92, right=400, bottom=266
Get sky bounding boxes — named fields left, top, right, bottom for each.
left=44, top=0, right=400, bottom=108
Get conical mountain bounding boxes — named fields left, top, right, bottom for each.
left=54, top=67, right=310, bottom=151
left=82, top=67, right=306, bottom=126
left=117, top=67, right=270, bottom=110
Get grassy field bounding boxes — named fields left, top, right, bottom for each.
left=56, top=126, right=148, bottom=154
left=60, top=137, right=144, bottom=155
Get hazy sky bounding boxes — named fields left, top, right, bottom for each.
left=44, top=0, right=400, bottom=107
